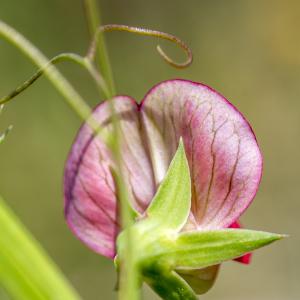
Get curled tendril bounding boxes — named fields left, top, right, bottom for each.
left=0, top=24, right=193, bottom=105
left=87, top=24, right=193, bottom=69
left=0, top=53, right=109, bottom=105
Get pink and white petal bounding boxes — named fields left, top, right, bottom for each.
left=141, top=79, right=262, bottom=230
left=64, top=96, right=155, bottom=258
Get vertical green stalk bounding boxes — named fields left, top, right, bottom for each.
left=112, top=139, right=140, bottom=300
left=0, top=6, right=139, bottom=298
left=83, top=0, right=116, bottom=97
left=83, top=1, right=140, bottom=299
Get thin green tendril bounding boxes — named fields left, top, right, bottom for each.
left=0, top=53, right=109, bottom=105
left=87, top=24, right=193, bottom=69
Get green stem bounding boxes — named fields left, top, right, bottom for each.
left=0, top=53, right=110, bottom=104
left=113, top=172, right=141, bottom=300
left=83, top=0, right=116, bottom=97
left=0, top=17, right=138, bottom=300
left=83, top=2, right=139, bottom=299
left=0, top=20, right=102, bottom=135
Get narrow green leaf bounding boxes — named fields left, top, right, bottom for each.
left=0, top=105, right=12, bottom=145
left=145, top=138, right=191, bottom=232
left=160, top=229, right=283, bottom=269
left=0, top=197, right=81, bottom=300
left=0, top=125, right=12, bottom=145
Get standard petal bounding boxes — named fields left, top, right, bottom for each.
left=64, top=79, right=262, bottom=258
left=64, top=97, right=155, bottom=258
left=141, top=79, right=262, bottom=229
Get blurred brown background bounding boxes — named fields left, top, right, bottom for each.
left=0, top=0, right=299, bottom=299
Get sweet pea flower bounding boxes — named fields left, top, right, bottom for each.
left=64, top=79, right=262, bottom=293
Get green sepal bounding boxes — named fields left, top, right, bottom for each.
left=141, top=138, right=191, bottom=232
left=116, top=141, right=284, bottom=300
left=158, top=229, right=283, bottom=269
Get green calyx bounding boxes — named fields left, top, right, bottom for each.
left=116, top=139, right=284, bottom=300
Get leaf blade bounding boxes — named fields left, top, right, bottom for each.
left=0, top=197, right=81, bottom=300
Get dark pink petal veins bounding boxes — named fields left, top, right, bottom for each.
left=141, top=80, right=262, bottom=230
left=64, top=79, right=262, bottom=258
left=64, top=97, right=155, bottom=258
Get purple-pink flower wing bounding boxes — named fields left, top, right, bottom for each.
left=64, top=97, right=156, bottom=258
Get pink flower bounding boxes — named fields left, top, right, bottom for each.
left=64, top=79, right=262, bottom=290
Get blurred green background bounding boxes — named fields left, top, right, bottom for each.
left=0, top=0, right=299, bottom=299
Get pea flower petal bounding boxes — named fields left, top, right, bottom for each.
left=64, top=79, right=262, bottom=260
left=64, top=97, right=155, bottom=258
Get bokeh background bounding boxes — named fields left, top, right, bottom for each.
left=0, top=0, right=299, bottom=299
